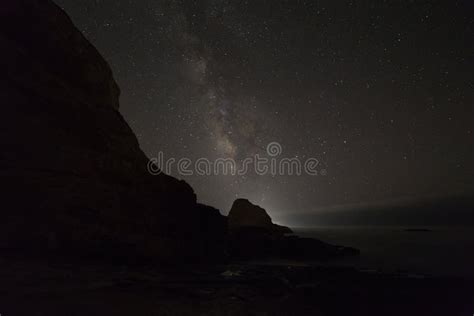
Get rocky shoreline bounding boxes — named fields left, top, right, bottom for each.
left=0, top=255, right=472, bottom=316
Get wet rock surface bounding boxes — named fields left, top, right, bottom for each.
left=0, top=257, right=472, bottom=316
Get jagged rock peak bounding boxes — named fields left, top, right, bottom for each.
left=228, top=199, right=293, bottom=234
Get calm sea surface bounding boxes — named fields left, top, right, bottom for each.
left=293, top=226, right=474, bottom=278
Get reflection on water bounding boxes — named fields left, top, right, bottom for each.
left=293, top=226, right=474, bottom=277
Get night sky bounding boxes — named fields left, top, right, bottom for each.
left=55, top=0, right=473, bottom=225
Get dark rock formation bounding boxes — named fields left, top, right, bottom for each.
left=228, top=199, right=358, bottom=260
left=0, top=0, right=226, bottom=261
left=0, top=0, right=357, bottom=264
left=195, top=204, right=229, bottom=258
left=228, top=199, right=293, bottom=235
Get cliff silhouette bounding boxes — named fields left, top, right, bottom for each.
left=0, top=0, right=227, bottom=261
left=0, top=0, right=356, bottom=263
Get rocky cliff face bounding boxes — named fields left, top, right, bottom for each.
left=0, top=0, right=226, bottom=261
left=228, top=199, right=358, bottom=260
left=228, top=199, right=293, bottom=235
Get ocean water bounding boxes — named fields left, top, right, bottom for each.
left=293, top=226, right=474, bottom=278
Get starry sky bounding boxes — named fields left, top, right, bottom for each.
left=56, top=0, right=473, bottom=225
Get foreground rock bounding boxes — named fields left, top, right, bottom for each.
left=228, top=199, right=358, bottom=259
left=1, top=257, right=472, bottom=316
left=0, top=0, right=226, bottom=261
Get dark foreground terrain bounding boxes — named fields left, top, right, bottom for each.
left=1, top=255, right=473, bottom=316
